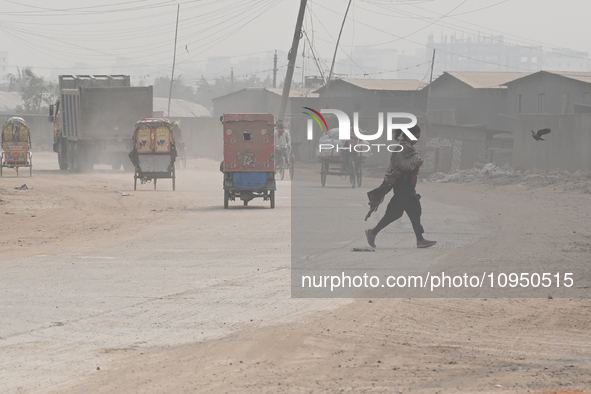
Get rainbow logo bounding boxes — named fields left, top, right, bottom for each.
left=302, top=107, right=328, bottom=131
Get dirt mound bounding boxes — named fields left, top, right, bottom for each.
left=427, top=164, right=591, bottom=194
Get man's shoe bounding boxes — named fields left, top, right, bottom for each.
left=417, top=239, right=437, bottom=248
left=365, top=229, right=376, bottom=248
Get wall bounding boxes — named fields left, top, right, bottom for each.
left=212, top=89, right=279, bottom=119
left=182, top=117, right=223, bottom=160
left=506, top=73, right=591, bottom=118
left=428, top=74, right=510, bottom=131
left=513, top=113, right=591, bottom=171
left=426, top=123, right=488, bottom=171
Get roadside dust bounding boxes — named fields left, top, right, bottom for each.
left=1, top=153, right=589, bottom=393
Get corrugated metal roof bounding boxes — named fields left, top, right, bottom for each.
left=534, top=70, right=591, bottom=84
left=153, top=98, right=211, bottom=117
left=318, top=78, right=426, bottom=92
left=0, top=92, right=24, bottom=113
left=266, top=87, right=319, bottom=98
left=443, top=71, right=533, bottom=89
left=212, top=87, right=318, bottom=101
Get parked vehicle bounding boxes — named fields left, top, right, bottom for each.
left=221, top=113, right=276, bottom=208
left=1, top=117, right=32, bottom=177
left=129, top=118, right=176, bottom=191
left=48, top=75, right=153, bottom=172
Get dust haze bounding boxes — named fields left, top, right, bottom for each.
left=1, top=1, right=590, bottom=393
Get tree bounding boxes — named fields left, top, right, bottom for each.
left=13, top=68, right=57, bottom=114
left=152, top=76, right=196, bottom=102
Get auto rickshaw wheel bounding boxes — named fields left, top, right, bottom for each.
left=224, top=189, right=229, bottom=209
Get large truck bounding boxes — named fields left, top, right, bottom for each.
left=49, top=75, right=153, bottom=172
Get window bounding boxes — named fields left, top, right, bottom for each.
left=538, top=93, right=545, bottom=113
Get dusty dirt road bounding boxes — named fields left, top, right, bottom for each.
left=1, top=153, right=590, bottom=393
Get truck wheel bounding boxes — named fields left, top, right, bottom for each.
left=74, top=144, right=92, bottom=173
left=67, top=142, right=76, bottom=173
left=58, top=141, right=68, bottom=171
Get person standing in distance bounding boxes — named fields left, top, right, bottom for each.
left=274, top=119, right=291, bottom=166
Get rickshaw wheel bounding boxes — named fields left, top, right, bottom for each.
left=356, top=161, right=362, bottom=187
left=349, top=160, right=356, bottom=189
left=270, top=190, right=275, bottom=209
left=172, top=167, right=176, bottom=191
left=321, top=160, right=328, bottom=187
left=280, top=161, right=285, bottom=180
left=224, top=190, right=229, bottom=209
left=289, top=153, right=295, bottom=180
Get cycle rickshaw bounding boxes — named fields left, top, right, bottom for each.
left=129, top=118, right=176, bottom=191
left=1, top=117, right=32, bottom=177
left=318, top=128, right=368, bottom=188
left=275, top=146, right=294, bottom=180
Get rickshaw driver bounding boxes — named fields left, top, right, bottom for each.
left=172, top=121, right=183, bottom=142
left=274, top=120, right=291, bottom=167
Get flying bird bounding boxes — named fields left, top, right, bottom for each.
left=531, top=128, right=551, bottom=141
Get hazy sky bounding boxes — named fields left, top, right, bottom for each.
left=1, top=0, right=590, bottom=84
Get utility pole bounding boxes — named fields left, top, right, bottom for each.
left=301, top=40, right=305, bottom=86
left=167, top=4, right=180, bottom=118
left=273, top=51, right=278, bottom=88
left=278, top=0, right=307, bottom=122
left=426, top=49, right=436, bottom=126
left=327, top=0, right=352, bottom=83
left=230, top=67, right=234, bottom=92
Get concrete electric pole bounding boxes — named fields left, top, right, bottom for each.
left=277, top=0, right=307, bottom=123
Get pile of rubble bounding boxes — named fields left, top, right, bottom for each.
left=427, top=164, right=591, bottom=194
